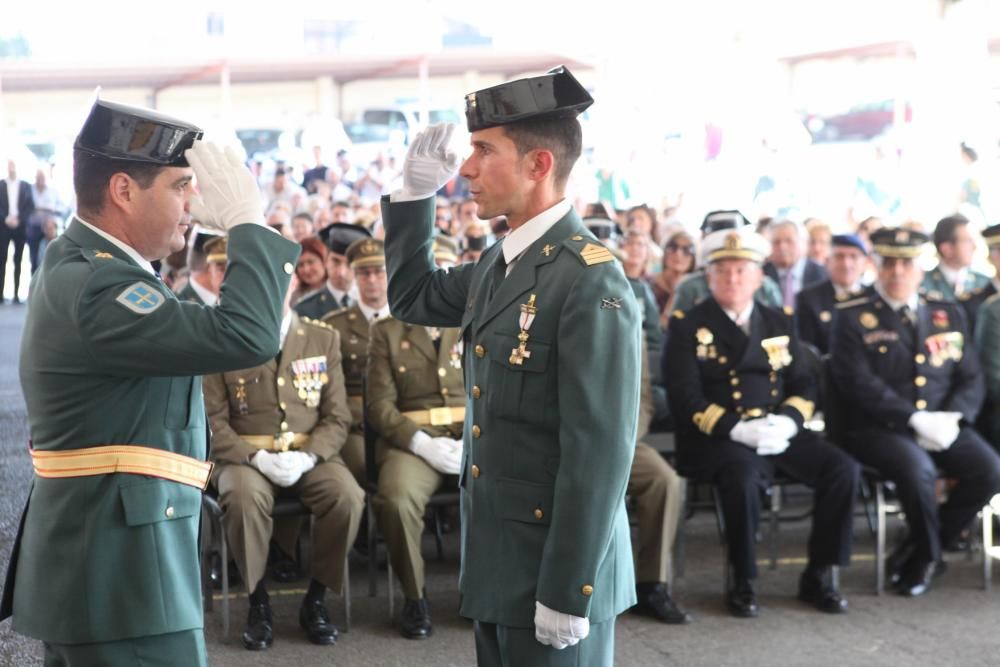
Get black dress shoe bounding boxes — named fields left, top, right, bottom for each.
left=242, top=603, right=273, bottom=651
left=798, top=572, right=848, bottom=614
left=400, top=598, right=433, bottom=639
left=897, top=560, right=939, bottom=597
left=269, top=551, right=301, bottom=583
left=299, top=598, right=339, bottom=645
left=726, top=578, right=759, bottom=618
left=886, top=541, right=915, bottom=588
left=632, top=582, right=692, bottom=624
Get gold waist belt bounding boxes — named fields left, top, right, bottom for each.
left=401, top=406, right=466, bottom=427
left=242, top=432, right=310, bottom=452
left=31, top=445, right=213, bottom=490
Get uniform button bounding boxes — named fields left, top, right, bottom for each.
left=280, top=421, right=289, bottom=430
left=729, top=370, right=737, bottom=377
left=438, top=368, right=447, bottom=377
left=165, top=506, right=175, bottom=519
left=471, top=464, right=480, bottom=478
left=732, top=391, right=742, bottom=400
left=279, top=402, right=287, bottom=410
left=718, top=356, right=728, bottom=364
left=534, top=508, right=544, bottom=520
left=472, top=425, right=481, bottom=438
left=441, top=388, right=449, bottom=396
left=730, top=378, right=740, bottom=386
left=276, top=377, right=286, bottom=387
left=475, top=344, right=486, bottom=358
left=879, top=345, right=888, bottom=354
left=283, top=262, right=294, bottom=275
left=771, top=389, right=779, bottom=397
left=915, top=376, right=927, bottom=387
left=916, top=399, right=928, bottom=409
left=350, top=353, right=357, bottom=360
left=581, top=584, right=594, bottom=597
left=238, top=377, right=246, bottom=385
left=472, top=386, right=481, bottom=399
left=398, top=366, right=407, bottom=373
left=915, top=354, right=926, bottom=364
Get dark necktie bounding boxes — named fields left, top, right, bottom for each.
left=341, top=293, right=351, bottom=308
left=899, top=305, right=916, bottom=329
left=488, top=253, right=507, bottom=300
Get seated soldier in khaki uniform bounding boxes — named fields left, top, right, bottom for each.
left=204, top=283, right=364, bottom=651
left=367, top=235, right=466, bottom=639
left=323, top=237, right=391, bottom=484
left=176, top=228, right=228, bottom=305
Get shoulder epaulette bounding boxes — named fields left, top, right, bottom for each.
left=672, top=309, right=685, bottom=320
left=564, top=234, right=614, bottom=267
left=303, top=317, right=333, bottom=330
left=835, top=295, right=872, bottom=309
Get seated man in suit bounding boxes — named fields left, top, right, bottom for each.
left=666, top=226, right=859, bottom=618
left=795, top=233, right=869, bottom=354
left=366, top=235, right=466, bottom=639
left=831, top=227, right=1000, bottom=596
left=176, top=228, right=227, bottom=305
left=764, top=219, right=829, bottom=310
left=204, top=283, right=364, bottom=650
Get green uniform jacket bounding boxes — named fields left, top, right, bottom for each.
left=366, top=318, right=465, bottom=458
left=175, top=281, right=205, bottom=305
left=324, top=304, right=371, bottom=426
left=975, top=292, right=1000, bottom=445
left=921, top=265, right=991, bottom=302
left=294, top=285, right=343, bottom=320
left=382, top=195, right=640, bottom=627
left=4, top=219, right=298, bottom=644
left=203, top=313, right=352, bottom=464
left=672, top=268, right=783, bottom=313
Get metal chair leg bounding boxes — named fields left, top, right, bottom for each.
left=673, top=478, right=688, bottom=580
left=221, top=524, right=230, bottom=638
left=387, top=561, right=395, bottom=620
left=367, top=497, right=377, bottom=598
left=769, top=484, right=781, bottom=571
left=984, top=505, right=994, bottom=592
left=876, top=481, right=886, bottom=596
left=343, top=555, right=351, bottom=632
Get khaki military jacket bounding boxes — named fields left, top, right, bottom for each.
left=203, top=313, right=352, bottom=464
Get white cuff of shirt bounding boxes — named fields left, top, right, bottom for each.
left=390, top=188, right=436, bottom=204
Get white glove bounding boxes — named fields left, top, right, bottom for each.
left=730, top=418, right=771, bottom=448
left=251, top=450, right=299, bottom=487
left=408, top=431, right=463, bottom=474
left=908, top=411, right=962, bottom=452
left=756, top=437, right=791, bottom=456
left=767, top=414, right=798, bottom=441
left=184, top=140, right=264, bottom=231
left=280, top=450, right=317, bottom=475
left=534, top=601, right=589, bottom=650
left=401, top=123, right=460, bottom=199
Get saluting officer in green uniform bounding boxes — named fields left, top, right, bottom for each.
left=176, top=228, right=227, bottom=305
left=921, top=214, right=990, bottom=302
left=1, top=100, right=299, bottom=666
left=323, top=237, right=392, bottom=483
left=367, top=235, right=466, bottom=640
left=382, top=67, right=641, bottom=666
left=203, top=284, right=363, bottom=650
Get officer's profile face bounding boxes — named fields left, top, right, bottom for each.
left=127, top=166, right=193, bottom=260
left=876, top=256, right=922, bottom=301
left=989, top=246, right=1000, bottom=276
left=827, top=246, right=866, bottom=288
left=768, top=224, right=802, bottom=269
left=707, top=258, right=762, bottom=311
left=355, top=265, right=387, bottom=308
left=459, top=127, right=526, bottom=221
left=326, top=252, right=353, bottom=291
left=941, top=224, right=977, bottom=268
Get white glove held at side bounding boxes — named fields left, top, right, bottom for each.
left=534, top=601, right=589, bottom=650
left=185, top=140, right=265, bottom=231
left=400, top=123, right=460, bottom=200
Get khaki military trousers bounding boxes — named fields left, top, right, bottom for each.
left=372, top=446, right=444, bottom=600
left=627, top=442, right=684, bottom=584
left=341, top=430, right=366, bottom=486
left=215, top=457, right=364, bottom=594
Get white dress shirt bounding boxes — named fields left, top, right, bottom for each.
left=358, top=300, right=385, bottom=323
left=500, top=199, right=572, bottom=276
left=6, top=179, right=19, bottom=219
left=723, top=302, right=755, bottom=335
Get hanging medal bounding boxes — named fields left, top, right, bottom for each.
left=509, top=294, right=537, bottom=365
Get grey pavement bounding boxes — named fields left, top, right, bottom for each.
left=1, top=303, right=999, bottom=666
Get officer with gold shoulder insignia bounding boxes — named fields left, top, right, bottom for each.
left=204, top=283, right=363, bottom=650
left=176, top=228, right=228, bottom=305
left=382, top=67, right=640, bottom=665
left=794, top=233, right=870, bottom=354
left=1, top=99, right=299, bottom=664
left=323, top=236, right=389, bottom=483
left=666, top=226, right=859, bottom=619
left=832, top=227, right=1000, bottom=597
left=367, top=235, right=466, bottom=639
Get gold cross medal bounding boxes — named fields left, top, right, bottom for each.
left=450, top=342, right=463, bottom=369
left=510, top=294, right=538, bottom=365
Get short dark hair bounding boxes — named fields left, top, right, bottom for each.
left=73, top=149, right=164, bottom=217
left=933, top=214, right=970, bottom=249
left=293, top=211, right=314, bottom=224
left=502, top=116, right=582, bottom=189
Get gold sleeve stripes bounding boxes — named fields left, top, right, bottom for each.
left=693, top=403, right=726, bottom=435
left=782, top=396, right=815, bottom=421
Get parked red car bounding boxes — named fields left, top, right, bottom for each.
left=805, top=100, right=912, bottom=141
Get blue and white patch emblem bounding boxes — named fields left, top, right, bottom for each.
left=115, top=282, right=165, bottom=315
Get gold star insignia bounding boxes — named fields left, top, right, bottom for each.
left=542, top=244, right=555, bottom=256
left=95, top=251, right=113, bottom=259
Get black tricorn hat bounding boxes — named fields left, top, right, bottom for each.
left=464, top=66, right=593, bottom=132
left=75, top=99, right=203, bottom=166
left=464, top=234, right=488, bottom=251
left=319, top=222, right=373, bottom=256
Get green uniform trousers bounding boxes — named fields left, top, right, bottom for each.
left=215, top=458, right=364, bottom=594
left=372, top=446, right=444, bottom=599
left=43, top=629, right=206, bottom=667
left=473, top=618, right=615, bottom=667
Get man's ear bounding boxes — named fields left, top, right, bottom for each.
left=525, top=149, right=555, bottom=184
left=107, top=173, right=137, bottom=213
